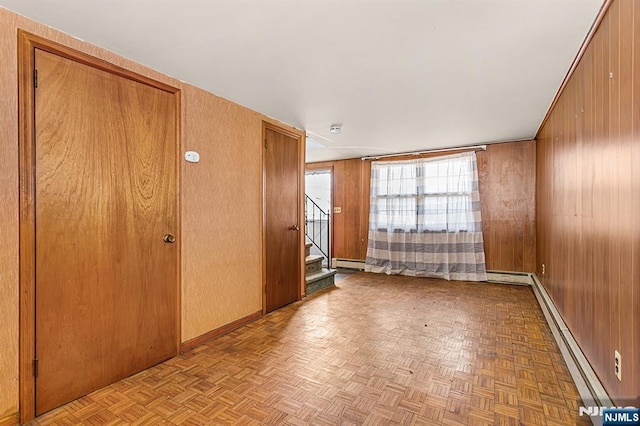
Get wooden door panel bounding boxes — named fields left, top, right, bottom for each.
left=34, top=49, right=178, bottom=414
left=265, top=127, right=300, bottom=312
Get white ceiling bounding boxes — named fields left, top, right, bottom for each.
left=1, top=0, right=603, bottom=162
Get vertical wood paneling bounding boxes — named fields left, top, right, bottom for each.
left=338, top=159, right=361, bottom=260
left=593, top=10, right=610, bottom=381
left=307, top=159, right=370, bottom=261
left=331, top=160, right=348, bottom=259
left=607, top=5, right=622, bottom=394
left=477, top=141, right=537, bottom=272
left=632, top=0, right=640, bottom=407
left=617, top=0, right=634, bottom=402
left=308, top=140, right=536, bottom=272
left=360, top=161, right=372, bottom=259
left=536, top=0, right=639, bottom=404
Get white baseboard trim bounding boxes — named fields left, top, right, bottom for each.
left=530, top=273, right=611, bottom=426
left=331, top=258, right=365, bottom=270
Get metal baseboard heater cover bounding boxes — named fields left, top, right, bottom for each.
left=486, top=270, right=533, bottom=285
left=331, top=258, right=366, bottom=270
left=331, top=264, right=537, bottom=284
left=530, top=274, right=612, bottom=426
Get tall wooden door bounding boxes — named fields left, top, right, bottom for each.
left=33, top=49, right=178, bottom=415
left=264, top=125, right=301, bottom=312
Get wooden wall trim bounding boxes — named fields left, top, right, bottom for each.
left=18, top=31, right=179, bottom=94
left=261, top=123, right=266, bottom=314
left=17, top=31, right=181, bottom=424
left=17, top=29, right=37, bottom=426
left=180, top=310, right=262, bottom=353
left=305, top=140, right=533, bottom=165
left=298, top=130, right=306, bottom=299
left=174, top=90, right=183, bottom=361
left=305, top=163, right=334, bottom=172
left=536, top=0, right=613, bottom=137
left=0, top=413, right=18, bottom=426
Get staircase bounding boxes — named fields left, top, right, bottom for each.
left=305, top=242, right=336, bottom=295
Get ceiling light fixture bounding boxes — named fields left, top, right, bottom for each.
left=329, top=124, right=342, bottom=134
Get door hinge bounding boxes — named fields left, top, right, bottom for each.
left=33, top=359, right=39, bottom=377
left=33, top=69, right=38, bottom=88
left=264, top=139, right=268, bottom=149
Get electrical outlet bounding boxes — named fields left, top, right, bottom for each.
left=541, top=263, right=546, bottom=275
left=614, top=350, right=621, bottom=381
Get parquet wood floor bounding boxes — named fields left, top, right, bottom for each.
left=30, top=273, right=590, bottom=425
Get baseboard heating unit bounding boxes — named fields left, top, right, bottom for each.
left=486, top=270, right=533, bottom=285
left=530, top=274, right=612, bottom=426
left=331, top=258, right=365, bottom=270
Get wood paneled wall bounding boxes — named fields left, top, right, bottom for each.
left=307, top=159, right=370, bottom=260
left=536, top=0, right=639, bottom=404
left=477, top=141, right=537, bottom=272
left=0, top=7, right=303, bottom=419
left=307, top=140, right=536, bottom=272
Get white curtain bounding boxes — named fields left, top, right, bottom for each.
left=365, top=152, right=487, bottom=281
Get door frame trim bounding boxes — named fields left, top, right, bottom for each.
left=261, top=121, right=305, bottom=314
left=17, top=30, right=182, bottom=423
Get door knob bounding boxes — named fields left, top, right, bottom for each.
left=163, top=234, right=176, bottom=243
left=288, top=225, right=300, bottom=231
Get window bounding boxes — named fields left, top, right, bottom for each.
left=370, top=152, right=479, bottom=233
left=366, top=151, right=486, bottom=281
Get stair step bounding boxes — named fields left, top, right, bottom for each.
left=305, top=255, right=323, bottom=274
left=305, top=268, right=337, bottom=295
left=305, top=268, right=337, bottom=282
left=305, top=242, right=312, bottom=257
left=305, top=254, right=324, bottom=265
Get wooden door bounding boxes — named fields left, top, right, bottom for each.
left=264, top=125, right=301, bottom=312
left=34, top=48, right=178, bottom=415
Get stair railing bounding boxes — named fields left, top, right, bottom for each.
left=304, top=195, right=330, bottom=265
